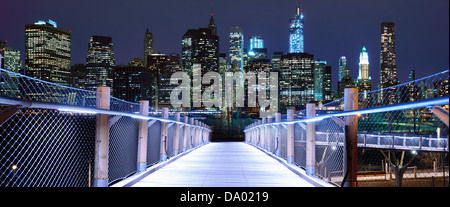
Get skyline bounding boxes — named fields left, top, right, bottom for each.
left=1, top=0, right=449, bottom=90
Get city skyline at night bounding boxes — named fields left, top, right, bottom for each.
left=1, top=0, right=448, bottom=90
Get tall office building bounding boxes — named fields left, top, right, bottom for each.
left=113, top=65, right=155, bottom=103
left=144, top=28, right=154, bottom=67
left=337, top=56, right=354, bottom=98
left=248, top=35, right=267, bottom=59
left=380, top=22, right=397, bottom=88
left=25, top=20, right=71, bottom=86
left=182, top=17, right=219, bottom=76
left=70, top=64, right=86, bottom=89
left=356, top=47, right=372, bottom=94
left=147, top=53, right=168, bottom=108
left=289, top=4, right=304, bottom=53
left=85, top=36, right=115, bottom=91
left=279, top=53, right=314, bottom=110
left=229, top=27, right=244, bottom=72
left=249, top=36, right=264, bottom=52
left=159, top=53, right=182, bottom=108
left=314, top=61, right=332, bottom=103
left=0, top=41, right=22, bottom=73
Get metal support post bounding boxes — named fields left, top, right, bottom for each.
left=275, top=113, right=281, bottom=157
left=266, top=116, right=272, bottom=152
left=137, top=100, right=149, bottom=173
left=173, top=112, right=181, bottom=156
left=160, top=107, right=169, bottom=162
left=287, top=109, right=294, bottom=164
left=194, top=120, right=199, bottom=147
left=261, top=118, right=266, bottom=149
left=182, top=116, right=188, bottom=152
left=306, top=103, right=316, bottom=176
left=189, top=118, right=194, bottom=149
left=93, top=86, right=110, bottom=187
left=343, top=88, right=358, bottom=187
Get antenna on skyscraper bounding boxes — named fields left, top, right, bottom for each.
left=210, top=3, right=214, bottom=16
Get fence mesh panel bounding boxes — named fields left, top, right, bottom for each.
left=0, top=107, right=95, bottom=187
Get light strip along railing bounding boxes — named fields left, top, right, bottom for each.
left=1, top=67, right=212, bottom=187
left=244, top=70, right=449, bottom=187
left=0, top=95, right=214, bottom=128
left=244, top=96, right=448, bottom=131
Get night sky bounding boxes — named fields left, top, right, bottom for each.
left=1, top=0, right=448, bottom=90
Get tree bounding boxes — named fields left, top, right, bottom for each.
left=379, top=150, right=418, bottom=187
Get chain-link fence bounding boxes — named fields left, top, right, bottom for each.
left=0, top=67, right=212, bottom=187
left=0, top=108, right=96, bottom=187
left=244, top=70, right=448, bottom=187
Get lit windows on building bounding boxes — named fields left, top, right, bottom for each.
left=85, top=36, right=115, bottom=91
left=229, top=27, right=244, bottom=72
left=380, top=21, right=397, bottom=88
left=289, top=4, right=304, bottom=53
left=25, top=20, right=71, bottom=86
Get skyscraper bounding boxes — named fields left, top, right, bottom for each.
left=279, top=53, right=314, bottom=110
left=25, top=20, right=71, bottom=86
left=182, top=16, right=219, bottom=76
left=0, top=41, right=22, bottom=73
left=229, top=26, right=244, bottom=72
left=289, top=4, right=304, bottom=53
left=337, top=56, right=354, bottom=98
left=144, top=28, right=154, bottom=67
left=356, top=46, right=372, bottom=94
left=85, top=36, right=115, bottom=91
left=159, top=53, right=182, bottom=108
left=380, top=22, right=397, bottom=88
left=248, top=35, right=267, bottom=59
left=314, top=60, right=332, bottom=103
left=113, top=65, right=155, bottom=104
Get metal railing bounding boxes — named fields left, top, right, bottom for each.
left=0, top=67, right=212, bottom=187
left=244, top=70, right=449, bottom=187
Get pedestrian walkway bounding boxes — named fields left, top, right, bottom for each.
left=126, top=142, right=318, bottom=187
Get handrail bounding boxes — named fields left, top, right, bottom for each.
left=244, top=96, right=449, bottom=132
left=0, top=95, right=212, bottom=132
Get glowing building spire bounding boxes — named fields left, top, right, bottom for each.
left=289, top=3, right=304, bottom=53
left=358, top=46, right=369, bottom=80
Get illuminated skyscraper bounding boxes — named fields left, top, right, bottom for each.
left=337, top=56, right=354, bottom=98
left=356, top=46, right=372, bottom=94
left=380, top=22, right=397, bottom=88
left=85, top=36, right=115, bottom=91
left=0, top=44, right=22, bottom=73
left=249, top=36, right=263, bottom=52
left=144, top=28, right=154, bottom=67
left=248, top=35, right=267, bottom=59
left=279, top=53, right=314, bottom=110
left=25, top=20, right=71, bottom=85
left=229, top=26, right=244, bottom=72
left=289, top=4, right=304, bottom=53
left=182, top=16, right=219, bottom=76
left=314, top=60, right=332, bottom=102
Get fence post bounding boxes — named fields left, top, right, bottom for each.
left=194, top=120, right=199, bottom=147
left=173, top=112, right=181, bottom=156
left=182, top=116, right=189, bottom=152
left=343, top=87, right=358, bottom=187
left=275, top=113, right=282, bottom=157
left=306, top=103, right=316, bottom=176
left=137, top=100, right=149, bottom=173
left=261, top=118, right=266, bottom=149
left=93, top=86, right=110, bottom=187
left=189, top=118, right=194, bottom=149
left=287, top=109, right=294, bottom=164
left=160, top=107, right=169, bottom=162
left=267, top=116, right=272, bottom=152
